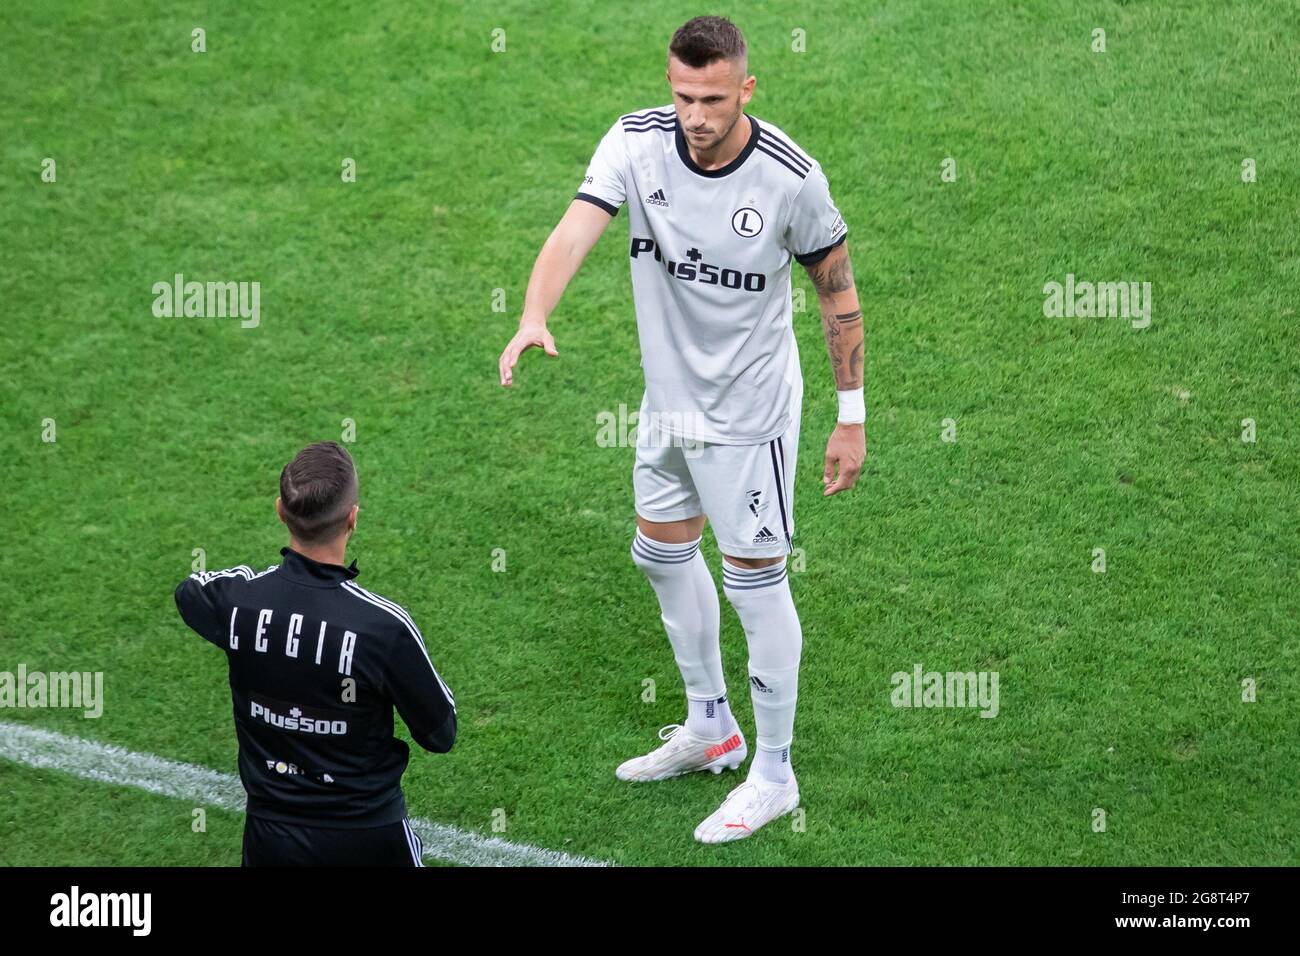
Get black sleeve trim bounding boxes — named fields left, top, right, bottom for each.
left=574, top=191, right=619, bottom=216
left=794, top=230, right=848, bottom=266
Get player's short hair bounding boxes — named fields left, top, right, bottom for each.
left=279, top=441, right=358, bottom=544
left=668, top=15, right=747, bottom=72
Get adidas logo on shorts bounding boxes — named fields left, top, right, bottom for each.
left=752, top=526, right=779, bottom=545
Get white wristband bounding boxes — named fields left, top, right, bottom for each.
left=836, top=388, right=865, bottom=424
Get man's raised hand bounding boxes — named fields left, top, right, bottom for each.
left=498, top=323, right=559, bottom=387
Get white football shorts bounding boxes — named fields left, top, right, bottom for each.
left=632, top=378, right=803, bottom=559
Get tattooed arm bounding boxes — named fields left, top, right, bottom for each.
left=804, top=241, right=865, bottom=496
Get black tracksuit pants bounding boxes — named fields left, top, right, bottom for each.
left=242, top=815, right=425, bottom=866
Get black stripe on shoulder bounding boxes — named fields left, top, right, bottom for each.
left=621, top=121, right=675, bottom=134
left=623, top=106, right=674, bottom=123
left=759, top=127, right=812, bottom=167
left=754, top=142, right=807, bottom=179
left=574, top=191, right=619, bottom=216
left=758, top=132, right=810, bottom=172
left=794, top=231, right=848, bottom=266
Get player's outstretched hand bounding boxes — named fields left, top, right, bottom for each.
left=823, top=422, right=865, bottom=496
left=499, top=323, right=559, bottom=387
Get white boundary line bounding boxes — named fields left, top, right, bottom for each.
left=0, top=721, right=608, bottom=867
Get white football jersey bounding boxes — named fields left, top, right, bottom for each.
left=576, top=105, right=848, bottom=446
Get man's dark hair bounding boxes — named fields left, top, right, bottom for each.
left=668, top=15, right=747, bottom=70
left=279, top=441, right=358, bottom=544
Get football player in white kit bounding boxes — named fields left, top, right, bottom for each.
left=498, top=16, right=864, bottom=844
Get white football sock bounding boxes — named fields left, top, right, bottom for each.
left=686, top=694, right=736, bottom=740
left=722, top=557, right=802, bottom=757
left=630, top=530, right=726, bottom=723
left=751, top=744, right=792, bottom=784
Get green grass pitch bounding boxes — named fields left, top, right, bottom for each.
left=1, top=0, right=1298, bottom=866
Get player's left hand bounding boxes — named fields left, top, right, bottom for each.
left=823, top=423, right=865, bottom=496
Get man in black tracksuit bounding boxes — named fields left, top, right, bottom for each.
left=174, top=440, right=455, bottom=866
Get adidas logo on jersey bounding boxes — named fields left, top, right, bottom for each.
left=752, top=526, right=779, bottom=545
left=645, top=188, right=669, bottom=207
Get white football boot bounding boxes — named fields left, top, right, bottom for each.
left=693, top=774, right=800, bottom=844
left=615, top=723, right=748, bottom=782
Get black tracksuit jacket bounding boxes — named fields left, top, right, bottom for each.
left=175, top=547, right=456, bottom=828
